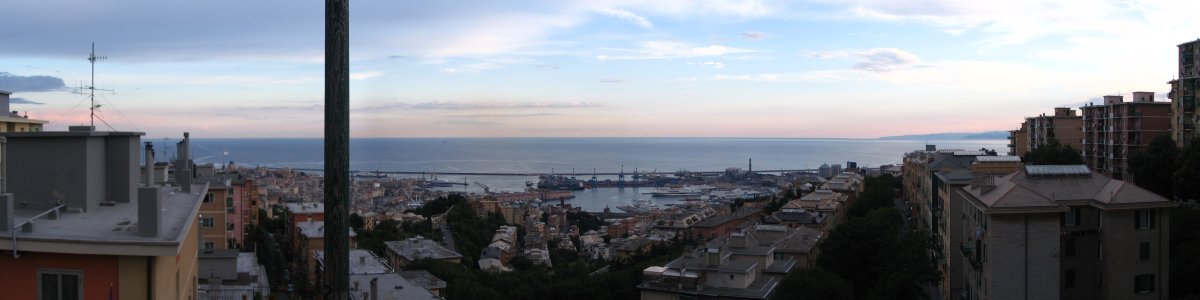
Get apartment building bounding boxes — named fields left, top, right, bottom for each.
left=933, top=155, right=1022, bottom=299
left=0, top=91, right=46, bottom=133
left=384, top=236, right=462, bottom=269
left=1026, top=107, right=1085, bottom=153
left=639, top=228, right=799, bottom=300
left=1169, top=39, right=1200, bottom=146
left=1008, top=122, right=1030, bottom=157
left=0, top=129, right=206, bottom=299
left=958, top=165, right=1173, bottom=300
left=902, top=147, right=983, bottom=235
left=1080, top=93, right=1171, bottom=179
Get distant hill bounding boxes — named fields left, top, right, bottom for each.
left=879, top=131, right=1008, bottom=140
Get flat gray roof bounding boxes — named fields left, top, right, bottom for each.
left=385, top=237, right=462, bottom=261
left=0, top=184, right=208, bottom=256
left=316, top=249, right=392, bottom=275
left=349, top=273, right=438, bottom=300
left=286, top=202, right=324, bottom=214
left=297, top=220, right=357, bottom=239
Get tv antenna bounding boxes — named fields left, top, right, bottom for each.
left=73, top=43, right=114, bottom=129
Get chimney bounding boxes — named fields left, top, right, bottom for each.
left=976, top=176, right=997, bottom=195
left=0, top=193, right=12, bottom=232
left=370, top=277, right=379, bottom=300
left=144, top=142, right=156, bottom=186
left=0, top=90, right=9, bottom=117
left=175, top=132, right=193, bottom=192
left=138, top=186, right=161, bottom=237
left=359, top=254, right=366, bottom=264
left=1053, top=107, right=1075, bottom=116
left=1132, top=91, right=1155, bottom=103
left=705, top=247, right=721, bottom=266
left=1103, top=95, right=1123, bottom=105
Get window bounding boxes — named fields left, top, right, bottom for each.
left=1064, top=238, right=1076, bottom=257
left=39, top=270, right=82, bottom=300
left=1139, top=242, right=1151, bottom=261
left=1134, top=274, right=1155, bottom=294
left=1064, top=207, right=1081, bottom=226
left=1064, top=269, right=1076, bottom=289
left=729, top=274, right=734, bottom=280
left=203, top=241, right=215, bottom=250
left=201, top=217, right=214, bottom=228
left=204, top=192, right=214, bottom=203
left=1135, top=209, right=1155, bottom=230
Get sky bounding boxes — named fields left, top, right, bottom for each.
left=0, top=0, right=1198, bottom=138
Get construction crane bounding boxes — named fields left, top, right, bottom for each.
left=474, top=181, right=491, bottom=194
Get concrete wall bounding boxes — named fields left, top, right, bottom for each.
left=1100, top=208, right=1170, bottom=299
left=0, top=251, right=121, bottom=299
left=6, top=136, right=97, bottom=211
left=105, top=135, right=139, bottom=203
left=986, top=213, right=1060, bottom=300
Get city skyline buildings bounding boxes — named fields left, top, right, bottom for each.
left=1, top=1, right=1199, bottom=138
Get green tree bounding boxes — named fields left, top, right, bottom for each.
left=349, top=212, right=365, bottom=231
left=1174, top=138, right=1200, bottom=202
left=774, top=268, right=854, bottom=300
left=1022, top=139, right=1083, bottom=165
left=1127, top=135, right=1178, bottom=199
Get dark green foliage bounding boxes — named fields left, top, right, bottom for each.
left=1021, top=139, right=1083, bottom=165
left=356, top=219, right=407, bottom=256
left=775, top=268, right=854, bottom=300
left=1174, top=138, right=1200, bottom=202
left=349, top=213, right=365, bottom=231
left=848, top=174, right=898, bottom=219
left=1128, top=135, right=1178, bottom=199
left=818, top=175, right=939, bottom=300
left=567, top=211, right=604, bottom=232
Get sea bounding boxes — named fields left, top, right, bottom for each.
left=182, top=138, right=1007, bottom=212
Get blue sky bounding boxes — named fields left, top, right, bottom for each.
left=0, top=0, right=1196, bottom=138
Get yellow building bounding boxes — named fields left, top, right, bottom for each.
left=0, top=90, right=46, bottom=133
left=0, top=130, right=205, bottom=300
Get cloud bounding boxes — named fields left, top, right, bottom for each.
left=350, top=71, right=382, bottom=80
left=363, top=101, right=602, bottom=111
left=689, top=61, right=727, bottom=68
left=668, top=70, right=866, bottom=83
left=740, top=31, right=770, bottom=40
left=0, top=72, right=66, bottom=92
left=803, top=48, right=921, bottom=72
left=600, top=78, right=626, bottom=83
left=447, top=112, right=563, bottom=118
left=9, top=97, right=44, bottom=105
left=441, top=63, right=502, bottom=74
left=596, top=41, right=755, bottom=60
left=595, top=7, right=653, bottom=28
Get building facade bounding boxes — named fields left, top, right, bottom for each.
left=958, top=165, right=1173, bottom=300
left=1026, top=107, right=1084, bottom=153
left=1170, top=39, right=1200, bottom=146
left=1080, top=93, right=1171, bottom=179
left=0, top=90, right=47, bottom=133
left=0, top=129, right=205, bottom=300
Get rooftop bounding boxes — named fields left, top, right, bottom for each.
left=691, top=208, right=761, bottom=228
left=398, top=270, right=447, bottom=291
left=349, top=273, right=438, bottom=300
left=297, top=221, right=358, bottom=239
left=385, top=236, right=463, bottom=261
left=0, top=183, right=208, bottom=256
left=964, top=166, right=1176, bottom=212
left=285, top=202, right=325, bottom=214
left=316, top=249, right=392, bottom=275
left=976, top=155, right=1021, bottom=162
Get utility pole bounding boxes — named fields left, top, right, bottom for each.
left=323, top=0, right=350, bottom=299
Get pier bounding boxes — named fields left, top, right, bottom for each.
left=276, top=168, right=819, bottom=177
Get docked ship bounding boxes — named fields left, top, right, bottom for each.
left=536, top=175, right=584, bottom=190
left=644, top=185, right=710, bottom=197
left=617, top=198, right=658, bottom=213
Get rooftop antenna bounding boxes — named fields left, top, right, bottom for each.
left=73, top=43, right=113, bottom=129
